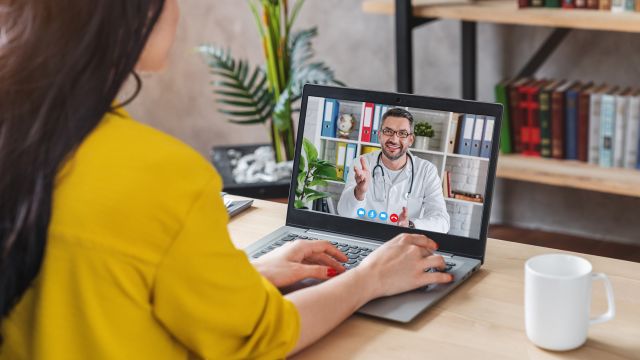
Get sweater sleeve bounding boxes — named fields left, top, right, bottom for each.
left=152, top=176, right=300, bottom=359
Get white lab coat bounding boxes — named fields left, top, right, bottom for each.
left=337, top=150, right=450, bottom=233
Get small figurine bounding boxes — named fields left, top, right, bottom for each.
left=336, top=114, right=356, bottom=139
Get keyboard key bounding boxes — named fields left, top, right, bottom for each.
left=347, top=253, right=359, bottom=260
left=348, top=248, right=361, bottom=254
left=274, top=240, right=284, bottom=246
left=346, top=259, right=357, bottom=265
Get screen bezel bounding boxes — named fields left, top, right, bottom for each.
left=286, top=84, right=503, bottom=263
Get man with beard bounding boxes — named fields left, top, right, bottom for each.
left=337, top=108, right=450, bottom=233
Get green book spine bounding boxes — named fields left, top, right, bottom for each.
left=545, top=0, right=562, bottom=6
left=495, top=82, right=513, bottom=154
left=539, top=91, right=552, bottom=158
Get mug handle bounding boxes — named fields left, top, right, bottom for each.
left=589, top=272, right=616, bottom=325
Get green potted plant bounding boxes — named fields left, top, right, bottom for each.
left=413, top=121, right=435, bottom=150
left=295, top=138, right=338, bottom=209
left=199, top=0, right=344, bottom=164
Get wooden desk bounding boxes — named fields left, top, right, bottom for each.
left=228, top=198, right=640, bottom=359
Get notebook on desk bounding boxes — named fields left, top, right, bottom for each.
left=222, top=193, right=253, bottom=218
left=245, top=85, right=502, bottom=323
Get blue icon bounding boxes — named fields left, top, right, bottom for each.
left=379, top=212, right=388, bottom=221
left=367, top=210, right=377, bottom=219
left=357, top=208, right=366, bottom=218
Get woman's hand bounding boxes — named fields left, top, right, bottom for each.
left=252, top=240, right=348, bottom=288
left=354, top=233, right=453, bottom=298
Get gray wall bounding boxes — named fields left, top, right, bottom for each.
left=126, top=0, right=640, bottom=244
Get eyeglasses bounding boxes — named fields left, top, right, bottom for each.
left=381, top=127, right=413, bottom=139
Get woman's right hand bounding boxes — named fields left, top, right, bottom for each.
left=354, top=233, right=454, bottom=298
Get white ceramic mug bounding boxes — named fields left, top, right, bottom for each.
left=525, top=253, right=615, bottom=351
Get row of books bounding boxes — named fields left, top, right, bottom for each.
left=495, top=78, right=640, bottom=169
left=519, top=0, right=640, bottom=10
left=319, top=98, right=391, bottom=143
left=442, top=170, right=485, bottom=203
left=451, top=114, right=495, bottom=158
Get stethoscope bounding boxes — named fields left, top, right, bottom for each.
left=371, top=152, right=415, bottom=202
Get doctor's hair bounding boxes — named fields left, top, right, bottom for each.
left=0, top=0, right=166, bottom=335
left=381, top=108, right=414, bottom=129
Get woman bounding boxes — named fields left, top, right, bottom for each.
left=0, top=0, right=453, bottom=358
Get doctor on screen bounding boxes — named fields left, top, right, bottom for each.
left=337, top=108, right=450, bottom=233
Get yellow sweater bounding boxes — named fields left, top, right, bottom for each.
left=0, top=109, right=299, bottom=359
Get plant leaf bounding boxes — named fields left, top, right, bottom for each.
left=302, top=138, right=318, bottom=164
left=294, top=199, right=305, bottom=209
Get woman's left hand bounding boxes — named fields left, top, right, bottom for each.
left=252, top=240, right=348, bottom=288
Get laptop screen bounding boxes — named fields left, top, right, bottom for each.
left=294, top=96, right=495, bottom=240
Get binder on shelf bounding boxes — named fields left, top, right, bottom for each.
left=613, top=88, right=632, bottom=168
left=480, top=116, right=495, bottom=159
left=335, top=142, right=347, bottom=179
left=471, top=115, right=485, bottom=157
left=456, top=114, right=475, bottom=155
left=447, top=113, right=460, bottom=154
left=371, top=104, right=382, bottom=143
left=361, top=145, right=379, bottom=155
left=599, top=93, right=617, bottom=168
left=624, top=90, right=640, bottom=169
left=360, top=102, right=374, bottom=143
left=321, top=99, right=339, bottom=138
left=343, top=143, right=358, bottom=182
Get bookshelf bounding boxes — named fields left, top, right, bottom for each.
left=362, top=0, right=640, bottom=198
left=363, top=0, right=640, bottom=33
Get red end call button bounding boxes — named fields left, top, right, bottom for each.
left=389, top=213, right=399, bottom=223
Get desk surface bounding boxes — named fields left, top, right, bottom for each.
left=227, top=197, right=640, bottom=359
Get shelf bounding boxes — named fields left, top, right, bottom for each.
left=320, top=136, right=360, bottom=144
left=410, top=148, right=444, bottom=155
left=497, top=154, right=640, bottom=198
left=445, top=197, right=484, bottom=206
left=446, top=152, right=490, bottom=161
left=362, top=0, right=640, bottom=33
left=360, top=142, right=382, bottom=147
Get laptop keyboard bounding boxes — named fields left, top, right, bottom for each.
left=252, top=233, right=457, bottom=272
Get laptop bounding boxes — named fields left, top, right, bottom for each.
left=245, top=85, right=502, bottom=323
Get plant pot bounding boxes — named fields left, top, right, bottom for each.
left=414, top=136, right=430, bottom=150
left=211, top=144, right=291, bottom=199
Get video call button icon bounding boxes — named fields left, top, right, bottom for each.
left=357, top=208, right=366, bottom=218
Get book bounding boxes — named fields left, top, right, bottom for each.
left=613, top=89, right=632, bottom=168
left=587, top=0, right=599, bottom=7
left=495, top=79, right=513, bottom=153
left=578, top=84, right=604, bottom=163
left=575, top=0, right=587, bottom=7
left=588, top=86, right=617, bottom=165
left=623, top=90, right=640, bottom=169
left=519, top=0, right=530, bottom=7
left=539, top=80, right=565, bottom=158
left=625, top=0, right=635, bottom=10
left=442, top=170, right=450, bottom=198
left=600, top=92, right=617, bottom=167
left=532, top=0, right=545, bottom=6
left=637, top=0, right=640, bottom=10
left=565, top=82, right=590, bottom=161
left=611, top=0, right=626, bottom=11
left=562, top=0, right=576, bottom=7
left=508, top=78, right=532, bottom=153
left=451, top=190, right=484, bottom=203
left=546, top=0, right=562, bottom=6
left=520, top=79, right=547, bottom=157
left=551, top=81, right=576, bottom=159
left=599, top=0, right=612, bottom=9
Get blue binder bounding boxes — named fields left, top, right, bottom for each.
left=471, top=115, right=485, bottom=157
left=456, top=114, right=475, bottom=155
left=321, top=99, right=339, bottom=138
left=480, top=116, right=495, bottom=158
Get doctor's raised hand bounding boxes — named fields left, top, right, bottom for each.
left=353, top=157, right=370, bottom=201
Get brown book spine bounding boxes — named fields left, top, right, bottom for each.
left=509, top=85, right=524, bottom=153
left=587, top=0, right=599, bottom=7
left=599, top=0, right=611, bottom=9
left=575, top=0, right=587, bottom=6
left=519, top=0, right=530, bottom=7
left=518, top=85, right=531, bottom=154
left=551, top=90, right=565, bottom=159
left=577, top=92, right=591, bottom=162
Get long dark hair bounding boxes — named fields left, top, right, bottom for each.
left=0, top=0, right=166, bottom=328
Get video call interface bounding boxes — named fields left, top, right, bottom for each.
left=296, top=96, right=496, bottom=240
